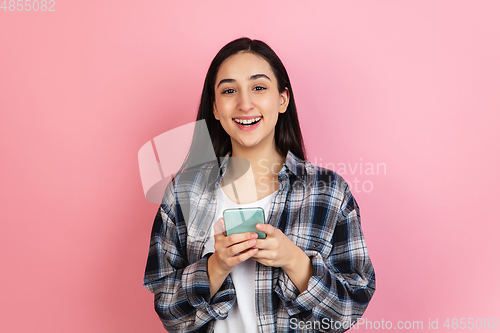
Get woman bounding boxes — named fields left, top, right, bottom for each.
left=144, top=37, right=375, bottom=333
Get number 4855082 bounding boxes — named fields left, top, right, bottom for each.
left=1, top=0, right=56, bottom=11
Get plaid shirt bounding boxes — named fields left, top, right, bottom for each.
left=144, top=151, right=375, bottom=333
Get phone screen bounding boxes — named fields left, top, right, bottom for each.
left=223, top=207, right=266, bottom=239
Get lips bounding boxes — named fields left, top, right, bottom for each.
left=232, top=116, right=262, bottom=131
left=233, top=116, right=262, bottom=125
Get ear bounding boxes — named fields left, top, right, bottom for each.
left=278, top=88, right=289, bottom=114
left=213, top=102, right=220, bottom=120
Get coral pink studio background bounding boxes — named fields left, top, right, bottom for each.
left=1, top=1, right=499, bottom=332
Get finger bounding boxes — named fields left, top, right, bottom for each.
left=253, top=239, right=271, bottom=250
left=228, top=248, right=259, bottom=265
left=255, top=223, right=276, bottom=236
left=227, top=238, right=258, bottom=256
left=225, top=232, right=258, bottom=246
left=252, top=257, right=274, bottom=268
left=251, top=249, right=276, bottom=261
left=239, top=247, right=256, bottom=254
left=213, top=218, right=225, bottom=236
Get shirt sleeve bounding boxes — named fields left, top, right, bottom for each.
left=143, top=182, right=236, bottom=333
left=274, top=182, right=376, bottom=332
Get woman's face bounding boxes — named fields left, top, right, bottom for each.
left=213, top=52, right=289, bottom=154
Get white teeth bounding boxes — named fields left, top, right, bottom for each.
left=234, top=117, right=262, bottom=125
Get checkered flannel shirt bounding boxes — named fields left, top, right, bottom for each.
left=144, top=150, right=375, bottom=332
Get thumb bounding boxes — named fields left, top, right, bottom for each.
left=256, top=223, right=274, bottom=236
left=214, top=217, right=226, bottom=236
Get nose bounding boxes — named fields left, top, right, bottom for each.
left=237, top=90, right=254, bottom=112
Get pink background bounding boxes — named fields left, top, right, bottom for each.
left=1, top=1, right=499, bottom=332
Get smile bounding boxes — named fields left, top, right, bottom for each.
left=233, top=117, right=262, bottom=126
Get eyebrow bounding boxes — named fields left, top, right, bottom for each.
left=216, top=74, right=271, bottom=88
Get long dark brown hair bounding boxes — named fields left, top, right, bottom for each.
left=179, top=37, right=306, bottom=175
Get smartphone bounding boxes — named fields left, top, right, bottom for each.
left=223, top=207, right=266, bottom=239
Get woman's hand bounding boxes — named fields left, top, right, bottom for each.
left=212, top=218, right=259, bottom=273
left=207, top=218, right=258, bottom=298
left=252, top=223, right=313, bottom=293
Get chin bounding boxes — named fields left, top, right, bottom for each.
left=235, top=138, right=262, bottom=148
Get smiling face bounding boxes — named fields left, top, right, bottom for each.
left=213, top=51, right=289, bottom=155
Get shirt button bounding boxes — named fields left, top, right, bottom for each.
left=200, top=231, right=205, bottom=236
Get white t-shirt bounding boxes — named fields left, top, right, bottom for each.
left=202, top=187, right=277, bottom=333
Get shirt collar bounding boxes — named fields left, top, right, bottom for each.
left=282, top=150, right=307, bottom=181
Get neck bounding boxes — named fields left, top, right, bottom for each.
left=222, top=137, right=286, bottom=202
left=229, top=140, right=285, bottom=179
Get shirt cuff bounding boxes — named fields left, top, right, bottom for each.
left=182, top=253, right=236, bottom=320
left=274, top=250, right=329, bottom=316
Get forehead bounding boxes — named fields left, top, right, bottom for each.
left=216, top=52, right=276, bottom=82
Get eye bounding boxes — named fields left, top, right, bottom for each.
left=254, top=86, right=267, bottom=91
left=222, top=88, right=235, bottom=94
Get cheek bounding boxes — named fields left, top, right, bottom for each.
left=215, top=100, right=234, bottom=118
left=262, top=99, right=281, bottom=119
left=262, top=94, right=281, bottom=111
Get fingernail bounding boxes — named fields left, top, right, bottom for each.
left=249, top=239, right=256, bottom=246
left=251, top=233, right=258, bottom=238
